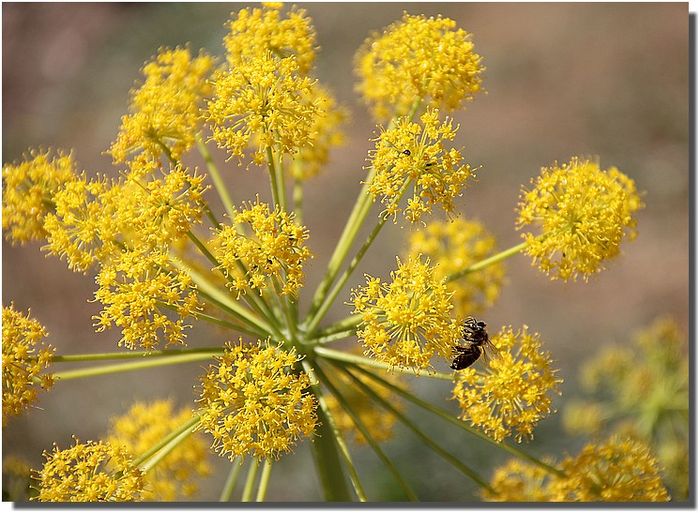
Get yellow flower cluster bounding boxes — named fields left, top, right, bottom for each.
left=34, top=439, right=144, bottom=502
left=355, top=13, right=484, bottom=121
left=43, top=175, right=122, bottom=272
left=565, top=316, right=688, bottom=498
left=324, top=364, right=404, bottom=444
left=2, top=305, right=54, bottom=425
left=368, top=109, right=474, bottom=223
left=351, top=256, right=460, bottom=369
left=109, top=47, right=215, bottom=164
left=2, top=149, right=76, bottom=244
left=517, top=157, right=643, bottom=281
left=212, top=199, right=311, bottom=297
left=293, top=84, right=347, bottom=181
left=206, top=52, right=319, bottom=165
left=93, top=251, right=201, bottom=350
left=106, top=400, right=211, bottom=500
left=224, top=3, right=317, bottom=73
left=405, top=218, right=505, bottom=317
left=452, top=326, right=560, bottom=442
left=486, top=435, right=670, bottom=502
left=197, top=341, right=317, bottom=460
left=3, top=455, right=34, bottom=501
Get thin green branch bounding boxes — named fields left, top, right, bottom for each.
left=241, top=458, right=259, bottom=502
left=52, top=353, right=218, bottom=381
left=196, top=134, right=235, bottom=219
left=134, top=414, right=201, bottom=469
left=314, top=364, right=418, bottom=501
left=352, top=364, right=566, bottom=477
left=140, top=416, right=200, bottom=473
left=255, top=459, right=273, bottom=502
left=266, top=146, right=282, bottom=210
left=302, top=360, right=367, bottom=502
left=314, top=346, right=453, bottom=380
left=309, top=329, right=357, bottom=345
left=219, top=458, right=244, bottom=502
left=51, top=347, right=224, bottom=363
left=315, top=313, right=363, bottom=337
left=447, top=242, right=528, bottom=282
left=275, top=146, right=287, bottom=212
left=338, top=364, right=495, bottom=495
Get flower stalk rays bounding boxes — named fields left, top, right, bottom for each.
left=2, top=4, right=666, bottom=504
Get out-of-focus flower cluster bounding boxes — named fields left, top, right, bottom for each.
left=486, top=435, right=669, bottom=502
left=106, top=400, right=211, bottom=500
left=563, top=316, right=688, bottom=498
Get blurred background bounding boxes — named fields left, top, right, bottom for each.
left=3, top=2, right=689, bottom=502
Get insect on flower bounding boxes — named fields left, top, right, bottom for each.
left=451, top=317, right=496, bottom=370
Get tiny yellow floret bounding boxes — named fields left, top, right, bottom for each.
left=517, top=157, right=643, bottom=281
left=197, top=340, right=317, bottom=460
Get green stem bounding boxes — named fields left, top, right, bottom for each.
left=338, top=364, right=495, bottom=495
left=310, top=402, right=352, bottom=501
left=140, top=416, right=200, bottom=473
left=314, top=364, right=418, bottom=501
left=352, top=364, right=566, bottom=477
left=203, top=204, right=222, bottom=230
left=134, top=414, right=201, bottom=469
left=293, top=166, right=303, bottom=224
left=314, top=347, right=453, bottom=380
left=219, top=458, right=244, bottom=502
left=241, top=459, right=259, bottom=502
left=255, top=459, right=273, bottom=502
left=316, top=314, right=363, bottom=337
left=154, top=138, right=177, bottom=166
left=171, top=258, right=275, bottom=337
left=275, top=146, right=287, bottom=212
left=302, top=360, right=367, bottom=502
left=309, top=329, right=357, bottom=345
left=447, top=242, right=527, bottom=282
left=266, top=146, right=282, bottom=210
left=51, top=347, right=224, bottom=363
left=305, top=171, right=375, bottom=324
left=196, top=134, right=235, bottom=219
left=306, top=215, right=388, bottom=336
left=52, top=353, right=218, bottom=380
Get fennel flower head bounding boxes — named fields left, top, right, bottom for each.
left=34, top=440, right=144, bottom=502
left=2, top=149, right=76, bottom=244
left=197, top=341, right=317, bottom=460
left=517, top=157, right=643, bottom=281
left=351, top=255, right=461, bottom=370
left=355, top=13, right=484, bottom=121
left=483, top=458, right=557, bottom=502
left=109, top=47, right=215, bottom=164
left=224, top=3, right=317, bottom=73
left=452, top=326, right=561, bottom=442
left=368, top=108, right=474, bottom=223
left=405, top=218, right=505, bottom=317
left=106, top=400, right=211, bottom=500
left=93, top=251, right=201, bottom=351
left=2, top=305, right=54, bottom=425
left=553, top=435, right=670, bottom=501
left=212, top=199, right=311, bottom=297
left=206, top=52, right=320, bottom=166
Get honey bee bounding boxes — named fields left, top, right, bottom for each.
left=450, top=317, right=495, bottom=370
